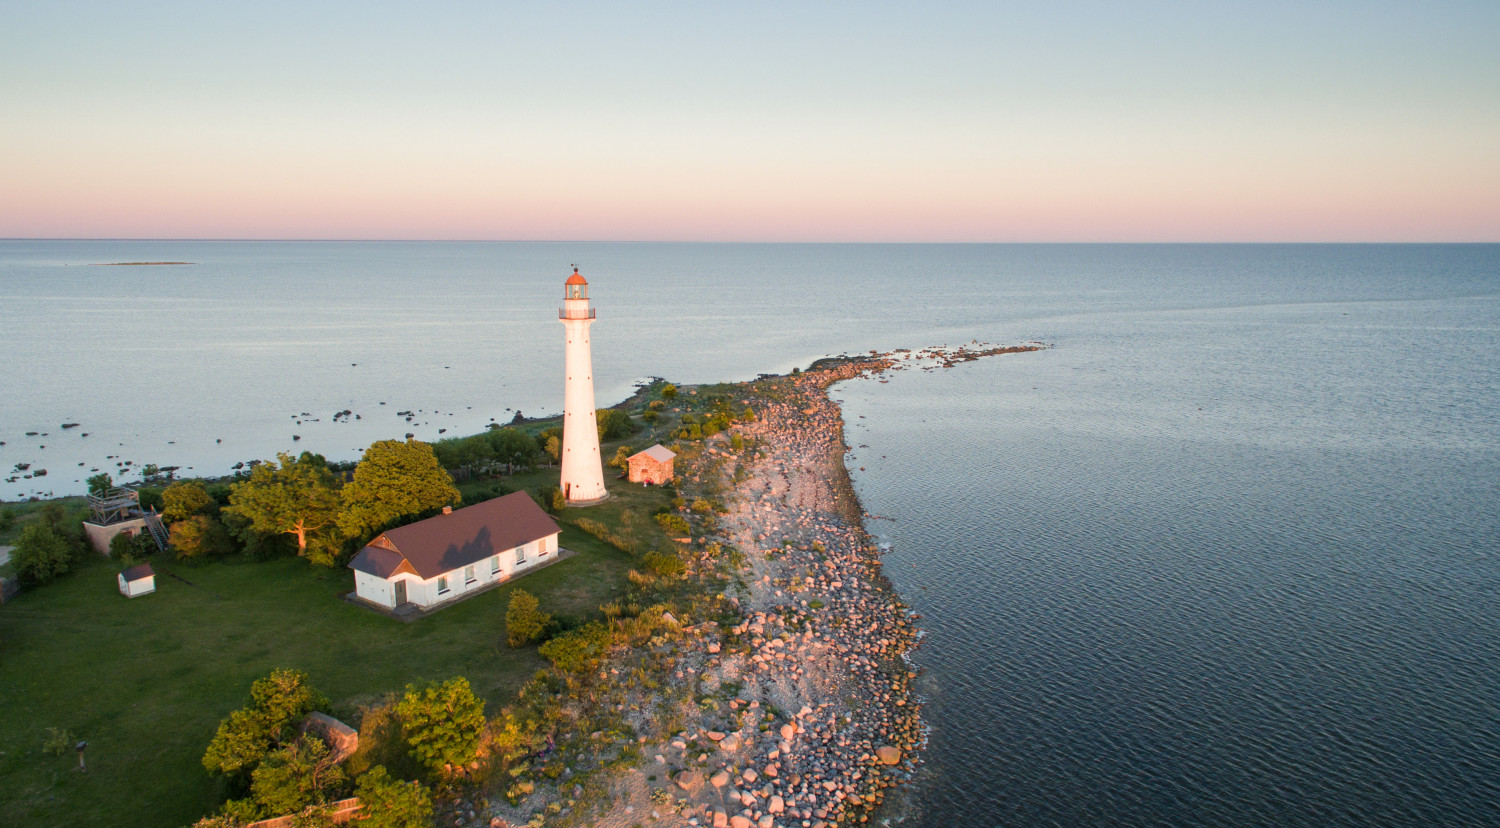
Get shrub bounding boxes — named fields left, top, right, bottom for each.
left=170, top=515, right=236, bottom=559
left=396, top=677, right=486, bottom=775
left=641, top=550, right=685, bottom=579
left=654, top=513, right=690, bottom=537
left=534, top=486, right=564, bottom=514
left=10, top=523, right=73, bottom=586
left=506, top=589, right=551, bottom=648
left=661, top=384, right=677, bottom=400
left=203, top=668, right=330, bottom=778
left=246, top=735, right=346, bottom=818
left=538, top=622, right=612, bottom=674
left=42, top=727, right=72, bottom=757
left=354, top=766, right=434, bottom=828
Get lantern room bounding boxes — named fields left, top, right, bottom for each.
left=565, top=268, right=588, bottom=300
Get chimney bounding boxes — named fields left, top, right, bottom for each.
left=442, top=506, right=452, bottom=515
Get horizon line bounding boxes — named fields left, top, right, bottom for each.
left=3, top=237, right=1498, bottom=245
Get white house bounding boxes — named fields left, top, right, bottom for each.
left=118, top=563, right=156, bottom=598
left=348, top=492, right=562, bottom=612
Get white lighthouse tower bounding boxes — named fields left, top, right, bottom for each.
left=558, top=267, right=608, bottom=504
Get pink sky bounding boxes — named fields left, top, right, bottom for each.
left=3, top=2, right=1497, bottom=241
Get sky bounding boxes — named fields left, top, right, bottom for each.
left=2, top=1, right=1497, bottom=242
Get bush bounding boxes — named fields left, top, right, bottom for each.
left=42, top=727, right=72, bottom=757
left=396, top=677, right=486, bottom=775
left=108, top=531, right=155, bottom=562
left=534, top=486, right=564, bottom=514
left=538, top=622, right=612, bottom=675
left=136, top=486, right=164, bottom=513
left=170, top=515, right=237, bottom=559
left=203, top=669, right=330, bottom=778
left=661, top=384, right=677, bottom=400
left=354, top=766, right=434, bottom=828
left=246, top=735, right=346, bottom=818
left=655, top=513, right=690, bottom=537
left=641, top=550, right=685, bottom=579
left=505, top=589, right=551, bottom=648
left=11, top=523, right=73, bottom=586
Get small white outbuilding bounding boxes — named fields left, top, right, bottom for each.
left=118, top=563, right=156, bottom=598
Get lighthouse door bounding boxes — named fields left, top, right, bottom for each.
left=564, top=483, right=571, bottom=499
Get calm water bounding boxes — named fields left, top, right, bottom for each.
left=3, top=242, right=1499, bottom=825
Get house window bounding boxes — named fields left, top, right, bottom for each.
left=437, top=576, right=449, bottom=595
left=516, top=544, right=527, bottom=565
left=490, top=555, right=500, bottom=574
left=464, top=565, right=476, bottom=585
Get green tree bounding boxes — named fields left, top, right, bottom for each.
left=534, top=485, right=565, bottom=514
left=539, top=428, right=562, bottom=465
left=226, top=452, right=343, bottom=562
left=396, top=677, right=486, bottom=775
left=609, top=445, right=633, bottom=471
left=338, top=440, right=459, bottom=541
left=596, top=408, right=636, bottom=441
left=248, top=735, right=346, bottom=818
left=203, top=669, right=330, bottom=777
left=10, top=522, right=72, bottom=586
left=486, top=428, right=540, bottom=473
left=162, top=480, right=215, bottom=522
left=505, top=589, right=551, bottom=648
left=354, top=766, right=434, bottom=828
left=169, top=515, right=235, bottom=559
left=86, top=472, right=114, bottom=496
left=136, top=486, right=164, bottom=513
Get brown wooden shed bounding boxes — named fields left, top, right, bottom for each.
left=627, top=444, right=676, bottom=485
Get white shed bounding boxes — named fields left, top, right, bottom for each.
left=118, top=563, right=156, bottom=598
left=348, top=492, right=561, bottom=613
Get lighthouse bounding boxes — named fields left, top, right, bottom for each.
left=558, top=267, right=608, bottom=504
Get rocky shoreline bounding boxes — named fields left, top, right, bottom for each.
left=489, top=343, right=1042, bottom=828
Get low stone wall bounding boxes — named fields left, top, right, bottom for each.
left=244, top=798, right=360, bottom=828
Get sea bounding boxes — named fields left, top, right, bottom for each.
left=3, top=241, right=1498, bottom=826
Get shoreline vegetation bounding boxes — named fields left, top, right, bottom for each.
left=0, top=341, right=1044, bottom=828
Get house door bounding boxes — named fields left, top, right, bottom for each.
left=393, top=580, right=407, bottom=606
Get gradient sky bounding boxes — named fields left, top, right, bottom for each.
left=3, top=1, right=1497, bottom=241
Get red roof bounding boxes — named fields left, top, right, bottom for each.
left=565, top=268, right=588, bottom=286
left=349, top=492, right=560, bottom=581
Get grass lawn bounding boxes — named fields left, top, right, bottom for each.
left=0, top=523, right=635, bottom=828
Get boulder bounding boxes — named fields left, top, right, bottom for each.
left=876, top=745, right=902, bottom=765
left=675, top=770, right=705, bottom=794
left=710, top=770, right=731, bottom=789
